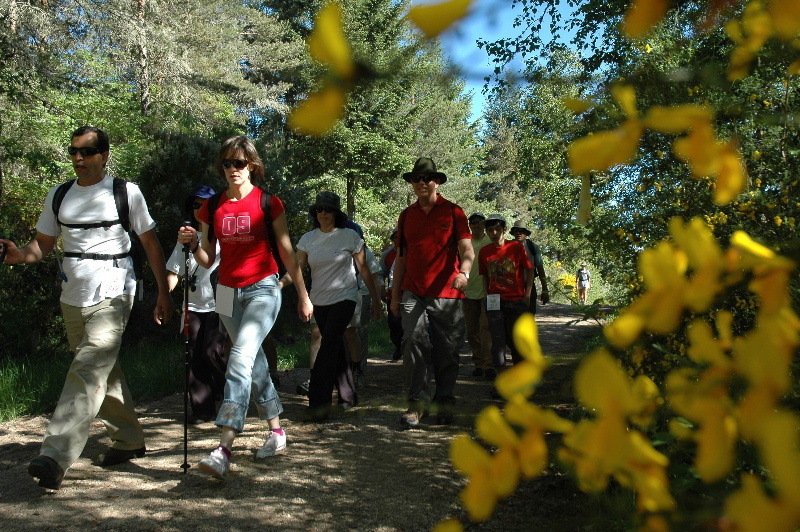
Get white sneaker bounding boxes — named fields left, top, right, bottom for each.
left=198, top=447, right=230, bottom=479
left=256, top=430, right=287, bottom=459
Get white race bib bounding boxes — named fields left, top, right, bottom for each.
left=486, top=294, right=501, bottom=311
left=100, top=267, right=128, bottom=299
left=215, top=284, right=234, bottom=317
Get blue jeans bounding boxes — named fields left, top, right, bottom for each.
left=216, top=274, right=283, bottom=432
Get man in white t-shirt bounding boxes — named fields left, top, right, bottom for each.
left=0, top=126, right=172, bottom=490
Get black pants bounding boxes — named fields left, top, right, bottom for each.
left=387, top=309, right=403, bottom=352
left=487, top=299, right=528, bottom=366
left=309, top=300, right=358, bottom=408
left=187, top=311, right=228, bottom=418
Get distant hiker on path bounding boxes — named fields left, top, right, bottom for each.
left=575, top=262, right=591, bottom=305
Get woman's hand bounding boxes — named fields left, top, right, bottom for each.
left=298, top=296, right=313, bottom=322
left=177, top=224, right=198, bottom=250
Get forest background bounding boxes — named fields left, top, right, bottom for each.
left=0, top=0, right=797, bottom=382
left=2, top=0, right=800, bottom=529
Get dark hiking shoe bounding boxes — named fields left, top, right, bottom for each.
left=296, top=380, right=310, bottom=396
left=28, top=455, right=64, bottom=490
left=100, top=446, right=146, bottom=467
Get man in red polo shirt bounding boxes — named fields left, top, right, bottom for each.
left=390, top=157, right=474, bottom=427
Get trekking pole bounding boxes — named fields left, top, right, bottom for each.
left=181, top=222, right=192, bottom=474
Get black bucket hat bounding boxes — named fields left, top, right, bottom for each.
left=402, top=157, right=447, bottom=184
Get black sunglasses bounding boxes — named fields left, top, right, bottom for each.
left=409, top=174, right=435, bottom=184
left=469, top=219, right=483, bottom=225
left=222, top=159, right=248, bottom=170
left=68, top=146, right=102, bottom=157
left=192, top=201, right=204, bottom=210
left=314, top=206, right=336, bottom=214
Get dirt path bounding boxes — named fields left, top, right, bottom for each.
left=0, top=304, right=601, bottom=531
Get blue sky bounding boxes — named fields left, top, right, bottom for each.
left=438, top=2, right=525, bottom=122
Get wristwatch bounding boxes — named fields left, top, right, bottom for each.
left=459, top=271, right=469, bottom=279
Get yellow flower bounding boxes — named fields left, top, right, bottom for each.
left=758, top=410, right=800, bottom=504
left=288, top=1, right=354, bottom=136
left=288, top=84, right=347, bottom=136
left=577, top=174, right=592, bottom=224
left=488, top=447, right=520, bottom=497
left=713, top=142, right=746, bottom=204
left=517, top=429, right=548, bottom=479
left=308, top=1, right=355, bottom=80
left=450, top=433, right=491, bottom=476
left=459, top=468, right=496, bottom=522
left=643, top=105, right=714, bottom=133
left=686, top=319, right=730, bottom=368
left=724, top=474, right=797, bottom=532
left=476, top=406, right=520, bottom=448
left=774, top=215, right=783, bottom=226
left=622, top=0, right=670, bottom=40
left=767, top=0, right=800, bottom=41
left=432, top=518, right=463, bottom=532
left=562, top=98, right=594, bottom=113
left=568, top=121, right=643, bottom=175
left=512, top=312, right=544, bottom=365
left=407, top=0, right=473, bottom=38
left=604, top=311, right=646, bottom=349
left=574, top=349, right=637, bottom=415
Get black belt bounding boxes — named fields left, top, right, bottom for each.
left=64, top=252, right=130, bottom=260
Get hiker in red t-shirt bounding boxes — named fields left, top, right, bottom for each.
left=390, top=157, right=474, bottom=427
left=479, top=214, right=534, bottom=376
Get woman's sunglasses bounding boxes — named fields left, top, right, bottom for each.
left=67, top=146, right=102, bottom=157
left=222, top=159, right=248, bottom=170
left=314, top=206, right=336, bottom=214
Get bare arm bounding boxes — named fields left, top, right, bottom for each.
left=452, top=237, right=474, bottom=292
left=353, top=248, right=382, bottom=321
left=138, top=228, right=173, bottom=325
left=273, top=212, right=312, bottom=322
left=0, top=233, right=57, bottom=264
left=524, top=266, right=535, bottom=307
left=167, top=271, right=180, bottom=293
left=390, top=254, right=406, bottom=317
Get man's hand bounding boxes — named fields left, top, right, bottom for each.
left=540, top=290, right=550, bottom=305
left=153, top=292, right=174, bottom=325
left=371, top=297, right=382, bottom=321
left=451, top=272, right=468, bottom=292
left=0, top=239, right=18, bottom=263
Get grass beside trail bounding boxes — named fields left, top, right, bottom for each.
left=0, top=320, right=394, bottom=423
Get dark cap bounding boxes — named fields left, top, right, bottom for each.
left=402, top=157, right=447, bottom=184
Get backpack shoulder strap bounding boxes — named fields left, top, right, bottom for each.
left=112, top=178, right=130, bottom=233
left=259, top=188, right=286, bottom=275
left=397, top=208, right=408, bottom=257
left=205, top=191, right=224, bottom=242
left=52, top=179, right=77, bottom=226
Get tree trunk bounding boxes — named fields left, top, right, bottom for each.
left=137, top=0, right=151, bottom=117
left=346, top=172, right=356, bottom=218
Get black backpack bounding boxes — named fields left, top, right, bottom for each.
left=204, top=187, right=286, bottom=276
left=52, top=178, right=142, bottom=273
